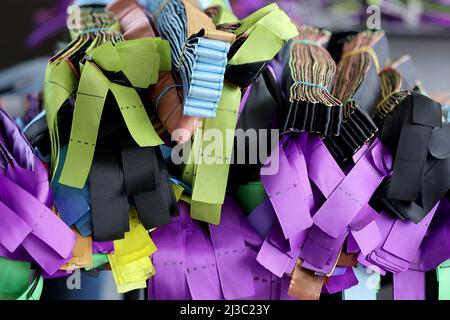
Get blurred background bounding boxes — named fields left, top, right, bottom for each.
left=0, top=0, right=449, bottom=300
left=0, top=0, right=449, bottom=112
left=0, top=1, right=449, bottom=86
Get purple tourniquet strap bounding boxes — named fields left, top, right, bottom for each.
left=286, top=138, right=314, bottom=211
left=312, top=140, right=389, bottom=239
left=366, top=204, right=439, bottom=273
left=92, top=241, right=114, bottom=254
left=350, top=220, right=381, bottom=256
left=247, top=198, right=276, bottom=239
left=357, top=252, right=387, bottom=276
left=0, top=243, right=33, bottom=262
left=305, top=135, right=345, bottom=198
left=150, top=200, right=278, bottom=300
left=352, top=144, right=369, bottom=163
left=383, top=208, right=436, bottom=262
left=256, top=226, right=296, bottom=277
left=209, top=197, right=255, bottom=299
left=346, top=233, right=360, bottom=254
left=0, top=201, right=32, bottom=252
left=257, top=137, right=390, bottom=276
left=151, top=216, right=188, bottom=300
left=147, top=277, right=155, bottom=300
left=7, top=158, right=52, bottom=206
left=300, top=228, right=349, bottom=275
left=393, top=269, right=425, bottom=300
left=183, top=208, right=224, bottom=300
left=349, top=204, right=380, bottom=231
left=237, top=83, right=253, bottom=120
left=0, top=109, right=35, bottom=170
left=419, top=199, right=450, bottom=271
left=298, top=139, right=390, bottom=273
left=239, top=214, right=263, bottom=248
left=0, top=174, right=75, bottom=274
left=323, top=267, right=358, bottom=294
left=261, top=143, right=313, bottom=240
left=243, top=213, right=297, bottom=299
left=248, top=246, right=275, bottom=300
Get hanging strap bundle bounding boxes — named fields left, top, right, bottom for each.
left=282, top=26, right=343, bottom=136
left=182, top=3, right=298, bottom=225
left=323, top=30, right=389, bottom=163
left=43, top=5, right=177, bottom=241
left=148, top=0, right=235, bottom=118
left=0, top=108, right=76, bottom=276
left=374, top=67, right=411, bottom=124
left=107, top=0, right=200, bottom=144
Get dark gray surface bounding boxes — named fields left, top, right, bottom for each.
left=388, top=35, right=450, bottom=93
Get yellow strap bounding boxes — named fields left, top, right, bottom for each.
left=171, top=183, right=184, bottom=201
left=108, top=208, right=157, bottom=293
left=341, top=46, right=380, bottom=74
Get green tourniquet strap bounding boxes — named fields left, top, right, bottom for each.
left=0, top=257, right=31, bottom=300
left=85, top=253, right=109, bottom=271
left=182, top=124, right=203, bottom=186
left=59, top=38, right=170, bottom=188
left=183, top=4, right=297, bottom=225
left=236, top=3, right=278, bottom=29
left=189, top=83, right=241, bottom=224
left=437, top=260, right=450, bottom=300
left=235, top=180, right=267, bottom=214
left=207, top=0, right=239, bottom=25
left=110, top=83, right=161, bottom=146
left=44, top=60, right=78, bottom=179
left=229, top=4, right=298, bottom=66
left=60, top=61, right=110, bottom=188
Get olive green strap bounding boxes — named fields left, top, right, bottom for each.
left=59, top=38, right=170, bottom=188
left=189, top=83, right=241, bottom=224
left=183, top=4, right=298, bottom=224
left=44, top=60, right=78, bottom=179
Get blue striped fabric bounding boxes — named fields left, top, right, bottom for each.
left=146, top=0, right=230, bottom=118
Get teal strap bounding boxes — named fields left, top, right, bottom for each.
left=292, top=39, right=322, bottom=46
left=17, top=274, right=44, bottom=301
left=155, top=84, right=182, bottom=109
left=296, top=81, right=330, bottom=93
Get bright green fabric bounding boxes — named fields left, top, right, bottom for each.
left=0, top=257, right=43, bottom=300
left=0, top=257, right=30, bottom=300
left=16, top=275, right=44, bottom=301
left=437, top=260, right=450, bottom=300
left=85, top=253, right=109, bottom=271
left=235, top=180, right=267, bottom=214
